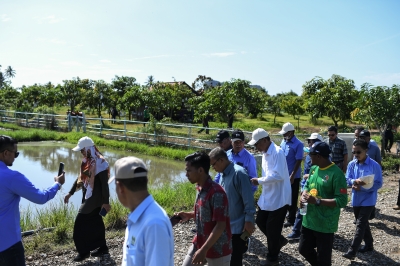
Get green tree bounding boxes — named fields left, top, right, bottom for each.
left=145, top=75, right=155, bottom=87
left=0, top=86, right=20, bottom=109
left=120, top=85, right=145, bottom=120
left=266, top=94, right=284, bottom=124
left=81, top=80, right=113, bottom=118
left=0, top=65, right=16, bottom=89
left=281, top=94, right=306, bottom=129
left=61, top=78, right=85, bottom=112
left=243, top=88, right=269, bottom=118
left=351, top=83, right=400, bottom=156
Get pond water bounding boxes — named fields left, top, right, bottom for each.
left=14, top=141, right=190, bottom=211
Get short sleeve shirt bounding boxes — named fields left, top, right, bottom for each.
left=280, top=136, right=304, bottom=178
left=194, top=177, right=232, bottom=258
left=326, top=137, right=347, bottom=163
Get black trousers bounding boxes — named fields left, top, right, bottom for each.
left=230, top=234, right=248, bottom=266
left=256, top=205, right=288, bottom=262
left=0, top=241, right=25, bottom=266
left=287, top=178, right=300, bottom=224
left=73, top=207, right=107, bottom=255
left=298, top=226, right=334, bottom=266
left=350, top=206, right=374, bottom=251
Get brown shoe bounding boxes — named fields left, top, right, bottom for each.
left=393, top=205, right=400, bottom=210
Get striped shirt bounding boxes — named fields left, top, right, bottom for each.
left=326, top=137, right=347, bottom=163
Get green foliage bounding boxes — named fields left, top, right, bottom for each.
left=381, top=155, right=400, bottom=171
left=104, top=198, right=129, bottom=229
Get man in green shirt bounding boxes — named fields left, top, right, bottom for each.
left=298, top=142, right=348, bottom=266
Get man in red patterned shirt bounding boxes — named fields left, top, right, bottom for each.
left=176, top=151, right=232, bottom=266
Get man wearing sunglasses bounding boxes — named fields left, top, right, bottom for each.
left=326, top=125, right=348, bottom=173
left=0, top=135, right=65, bottom=266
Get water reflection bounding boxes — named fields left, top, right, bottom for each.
left=15, top=142, right=190, bottom=210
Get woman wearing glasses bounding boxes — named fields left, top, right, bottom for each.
left=342, top=139, right=383, bottom=260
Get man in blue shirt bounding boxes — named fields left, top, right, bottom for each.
left=209, top=147, right=255, bottom=266
left=215, top=130, right=232, bottom=152
left=279, top=123, right=304, bottom=227
left=343, top=139, right=383, bottom=260
left=109, top=156, right=174, bottom=266
left=226, top=130, right=258, bottom=193
left=358, top=130, right=381, bottom=165
left=0, top=135, right=65, bottom=266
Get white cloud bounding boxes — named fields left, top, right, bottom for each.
left=363, top=73, right=400, bottom=85
left=59, top=61, right=82, bottom=67
left=126, top=54, right=175, bottom=61
left=1, top=14, right=11, bottom=22
left=99, top=60, right=111, bottom=63
left=34, top=15, right=65, bottom=24
left=203, top=52, right=236, bottom=57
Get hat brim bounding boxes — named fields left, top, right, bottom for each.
left=231, top=138, right=243, bottom=142
left=278, top=130, right=287, bottom=135
left=215, top=138, right=222, bottom=143
left=248, top=139, right=257, bottom=145
left=72, top=145, right=81, bottom=151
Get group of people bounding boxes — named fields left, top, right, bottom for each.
left=0, top=120, right=390, bottom=266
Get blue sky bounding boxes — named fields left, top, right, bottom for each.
left=1, top=0, right=399, bottom=95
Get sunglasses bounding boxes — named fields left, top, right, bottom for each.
left=2, top=150, right=19, bottom=158
left=352, top=151, right=363, bottom=155
left=328, top=134, right=336, bottom=137
left=309, top=152, right=319, bottom=156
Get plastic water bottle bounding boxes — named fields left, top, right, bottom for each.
left=300, top=203, right=308, bottom=215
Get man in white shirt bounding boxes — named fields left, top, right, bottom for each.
left=109, top=157, right=174, bottom=266
left=248, top=128, right=292, bottom=266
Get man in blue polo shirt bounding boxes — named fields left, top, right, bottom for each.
left=227, top=130, right=258, bottom=193
left=0, top=135, right=65, bottom=266
left=279, top=122, right=304, bottom=227
left=358, top=130, right=381, bottom=165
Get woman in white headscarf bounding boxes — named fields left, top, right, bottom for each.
left=64, top=136, right=111, bottom=262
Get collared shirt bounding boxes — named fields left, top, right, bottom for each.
left=302, top=163, right=348, bottom=233
left=346, top=156, right=383, bottom=207
left=219, top=163, right=256, bottom=234
left=226, top=148, right=258, bottom=192
left=257, top=142, right=291, bottom=211
left=280, top=136, right=304, bottom=179
left=366, top=142, right=382, bottom=163
left=326, top=137, right=348, bottom=162
left=123, top=195, right=174, bottom=266
left=0, top=161, right=60, bottom=252
left=194, top=177, right=232, bottom=258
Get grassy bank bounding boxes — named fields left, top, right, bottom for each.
left=0, top=122, right=196, bottom=161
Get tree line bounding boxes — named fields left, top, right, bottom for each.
left=0, top=65, right=399, bottom=143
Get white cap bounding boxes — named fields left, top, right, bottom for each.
left=108, top=156, right=148, bottom=184
left=307, top=133, right=324, bottom=142
left=72, top=136, right=95, bottom=151
left=279, top=122, right=295, bottom=135
left=248, top=128, right=269, bottom=145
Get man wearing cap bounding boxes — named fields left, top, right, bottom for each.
left=354, top=127, right=378, bottom=147
left=248, top=128, right=291, bottom=266
left=215, top=130, right=232, bottom=152
left=287, top=133, right=323, bottom=240
left=326, top=125, right=348, bottom=173
left=342, top=140, right=383, bottom=260
left=110, top=156, right=174, bottom=266
left=227, top=130, right=258, bottom=193
left=177, top=152, right=232, bottom=266
left=209, top=147, right=256, bottom=266
left=299, top=142, right=348, bottom=266
left=279, top=122, right=304, bottom=227
left=358, top=130, right=381, bottom=165
left=0, top=135, right=65, bottom=266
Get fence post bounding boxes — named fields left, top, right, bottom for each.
left=82, top=112, right=86, bottom=133
left=25, top=112, right=28, bottom=126
left=124, top=119, right=127, bottom=140
left=153, top=122, right=157, bottom=145
left=76, top=115, right=80, bottom=132
left=68, top=115, right=71, bottom=132
left=99, top=116, right=103, bottom=136
left=188, top=126, right=192, bottom=148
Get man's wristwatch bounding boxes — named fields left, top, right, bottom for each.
left=315, top=198, right=321, bottom=206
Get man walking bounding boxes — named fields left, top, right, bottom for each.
left=342, top=140, right=383, bottom=260
left=326, top=125, right=348, bottom=172
left=227, top=130, right=258, bottom=193
left=248, top=128, right=291, bottom=266
left=177, top=152, right=232, bottom=266
left=209, top=147, right=256, bottom=266
left=215, top=130, right=232, bottom=151
left=358, top=130, right=382, bottom=165
left=0, top=135, right=65, bottom=266
left=279, top=122, right=304, bottom=227
left=109, top=156, right=174, bottom=266
left=354, top=127, right=378, bottom=147
left=298, top=142, right=348, bottom=266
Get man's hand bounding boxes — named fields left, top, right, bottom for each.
left=352, top=184, right=361, bottom=191
left=175, top=211, right=193, bottom=222
left=64, top=193, right=71, bottom=204
left=301, top=193, right=317, bottom=205
left=303, top=174, right=309, bottom=180
left=192, top=247, right=207, bottom=264
left=290, top=173, right=294, bottom=184
left=250, top=178, right=259, bottom=186
left=354, top=179, right=366, bottom=186
left=54, top=172, right=65, bottom=185
left=243, top=222, right=255, bottom=236
left=101, top=203, right=111, bottom=212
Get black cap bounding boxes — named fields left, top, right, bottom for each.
left=327, top=126, right=337, bottom=132
left=309, top=142, right=331, bottom=157
left=359, top=130, right=370, bottom=137
left=231, top=130, right=245, bottom=142
left=215, top=130, right=230, bottom=143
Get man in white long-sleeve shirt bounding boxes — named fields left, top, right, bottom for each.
left=248, top=128, right=292, bottom=266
